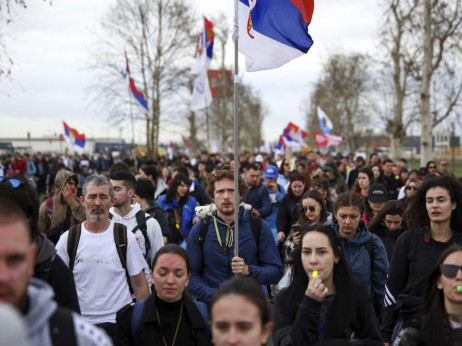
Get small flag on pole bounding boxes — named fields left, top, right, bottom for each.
left=125, top=51, right=148, bottom=111
left=191, top=17, right=214, bottom=74
left=63, top=121, right=85, bottom=155
left=317, top=106, right=333, bottom=134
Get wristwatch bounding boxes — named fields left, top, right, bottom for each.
left=248, top=265, right=254, bottom=276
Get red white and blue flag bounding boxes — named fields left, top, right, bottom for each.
left=125, top=51, right=148, bottom=111
left=63, top=121, right=85, bottom=155
left=237, top=0, right=314, bottom=72
left=191, top=17, right=214, bottom=74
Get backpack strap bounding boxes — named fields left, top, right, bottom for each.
left=67, top=224, right=82, bottom=271
left=133, top=210, right=152, bottom=256
left=131, top=299, right=146, bottom=341
left=199, top=215, right=212, bottom=251
left=248, top=214, right=262, bottom=263
left=114, top=222, right=128, bottom=270
left=49, top=307, right=77, bottom=346
left=365, top=234, right=375, bottom=264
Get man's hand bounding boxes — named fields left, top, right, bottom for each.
left=277, top=231, right=286, bottom=243
left=61, top=184, right=76, bottom=203
left=251, top=208, right=261, bottom=217
left=231, top=256, right=250, bottom=276
left=192, top=216, right=201, bottom=224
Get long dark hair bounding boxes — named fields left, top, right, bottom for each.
left=404, top=175, right=462, bottom=230
left=280, top=225, right=356, bottom=332
left=418, top=244, right=462, bottom=345
left=166, top=173, right=190, bottom=204
left=296, top=190, right=328, bottom=225
left=368, top=200, right=406, bottom=232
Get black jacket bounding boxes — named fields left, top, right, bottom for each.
left=114, top=293, right=212, bottom=346
left=273, top=284, right=382, bottom=346
left=33, top=234, right=80, bottom=313
left=370, top=223, right=406, bottom=262
left=276, top=197, right=302, bottom=237
left=380, top=228, right=462, bottom=342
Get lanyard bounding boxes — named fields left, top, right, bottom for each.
left=214, top=217, right=230, bottom=256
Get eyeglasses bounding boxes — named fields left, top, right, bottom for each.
left=440, top=264, right=462, bottom=278
left=0, top=177, right=23, bottom=188
left=441, top=163, right=447, bottom=166
left=406, top=186, right=417, bottom=191
left=302, top=206, right=317, bottom=213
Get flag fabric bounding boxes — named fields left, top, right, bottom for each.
left=191, top=70, right=212, bottom=111
left=286, top=122, right=308, bottom=143
left=191, top=17, right=214, bottom=74
left=237, top=0, right=314, bottom=72
left=182, top=135, right=191, bottom=149
left=317, top=106, right=333, bottom=134
left=63, top=121, right=85, bottom=155
left=125, top=51, right=148, bottom=111
left=208, top=69, right=233, bottom=98
left=313, top=132, right=344, bottom=148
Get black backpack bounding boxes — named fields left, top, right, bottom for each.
left=109, top=210, right=152, bottom=268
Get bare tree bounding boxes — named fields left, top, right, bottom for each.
left=0, top=0, right=49, bottom=82
left=377, top=0, right=420, bottom=160
left=87, top=0, right=196, bottom=159
left=306, top=51, right=372, bottom=153
left=419, top=0, right=462, bottom=165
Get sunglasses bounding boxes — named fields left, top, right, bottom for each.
left=0, top=177, right=23, bottom=188
left=440, top=264, right=462, bottom=278
left=302, top=206, right=317, bottom=213
left=428, top=166, right=436, bottom=169
left=406, top=186, right=417, bottom=191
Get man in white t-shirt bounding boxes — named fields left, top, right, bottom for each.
left=56, top=174, right=149, bottom=339
left=109, top=170, right=163, bottom=283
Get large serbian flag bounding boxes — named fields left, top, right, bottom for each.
left=63, top=121, right=85, bottom=155
left=237, top=0, right=314, bottom=72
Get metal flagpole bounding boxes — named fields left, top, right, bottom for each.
left=233, top=0, right=240, bottom=258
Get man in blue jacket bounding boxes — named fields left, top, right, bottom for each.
left=187, top=166, right=283, bottom=304
left=243, top=162, right=272, bottom=219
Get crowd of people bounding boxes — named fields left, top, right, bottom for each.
left=0, top=148, right=461, bottom=346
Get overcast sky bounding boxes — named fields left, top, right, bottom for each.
left=0, top=0, right=382, bottom=146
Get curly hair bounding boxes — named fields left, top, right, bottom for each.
left=205, top=166, right=248, bottom=201
left=404, top=175, right=462, bottom=230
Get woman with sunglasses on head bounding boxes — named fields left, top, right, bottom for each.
left=396, top=245, right=462, bottom=345
left=115, top=244, right=212, bottom=346
left=274, top=225, right=383, bottom=345
left=368, top=200, right=407, bottom=262
left=210, top=277, right=273, bottom=346
left=398, top=178, right=419, bottom=206
left=283, top=190, right=332, bottom=265
left=381, top=175, right=462, bottom=346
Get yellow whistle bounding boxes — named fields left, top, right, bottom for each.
left=312, top=270, right=318, bottom=278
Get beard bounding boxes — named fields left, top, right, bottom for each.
left=88, top=208, right=106, bottom=222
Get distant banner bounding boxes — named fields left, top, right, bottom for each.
left=313, top=132, right=344, bottom=148
left=208, top=69, right=232, bottom=98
